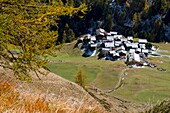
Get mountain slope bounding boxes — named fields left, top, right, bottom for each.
left=0, top=66, right=107, bottom=113
left=0, top=66, right=149, bottom=113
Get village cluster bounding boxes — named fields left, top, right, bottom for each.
left=77, top=28, right=157, bottom=67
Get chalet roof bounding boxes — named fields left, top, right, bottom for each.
left=102, top=39, right=108, bottom=43
left=90, top=36, right=96, bottom=41
left=96, top=28, right=105, bottom=36
left=98, top=32, right=105, bottom=36
left=106, top=36, right=114, bottom=41
left=107, top=32, right=111, bottom=36
left=114, top=41, right=122, bottom=46
left=98, top=28, right=105, bottom=33
left=116, top=49, right=126, bottom=54
left=116, top=46, right=125, bottom=51
left=139, top=44, right=146, bottom=49
left=139, top=39, right=147, bottom=43
left=79, top=38, right=84, bottom=41
left=135, top=48, right=142, bottom=53
left=89, top=41, right=94, bottom=44
left=86, top=34, right=91, bottom=39
left=90, top=44, right=97, bottom=47
left=125, top=42, right=132, bottom=47
left=102, top=48, right=111, bottom=51
left=109, top=50, right=116, bottom=54
left=125, top=43, right=138, bottom=48
left=131, top=43, right=139, bottom=48
left=127, top=36, right=133, bottom=41
left=121, top=50, right=127, bottom=54
left=105, top=42, right=115, bottom=47
left=110, top=31, right=118, bottom=35
left=114, top=35, right=122, bottom=40
left=113, top=53, right=120, bottom=57
left=129, top=49, right=136, bottom=53
left=121, top=38, right=128, bottom=42
left=101, top=48, right=110, bottom=55
left=120, top=46, right=125, bottom=50
left=142, top=49, right=149, bottom=53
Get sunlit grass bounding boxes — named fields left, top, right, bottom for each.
left=0, top=79, right=106, bottom=113
left=145, top=99, right=170, bottom=113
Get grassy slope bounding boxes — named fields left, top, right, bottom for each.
left=0, top=68, right=106, bottom=113
left=46, top=41, right=126, bottom=89
left=153, top=43, right=170, bottom=55
left=46, top=41, right=170, bottom=104
left=112, top=43, right=170, bottom=103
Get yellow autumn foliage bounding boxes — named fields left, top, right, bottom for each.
left=0, top=0, right=87, bottom=80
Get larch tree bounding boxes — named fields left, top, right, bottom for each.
left=144, top=0, right=149, bottom=11
left=0, top=0, right=86, bottom=81
left=75, top=69, right=87, bottom=89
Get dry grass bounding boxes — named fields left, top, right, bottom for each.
left=0, top=79, right=107, bottom=113
left=145, top=100, right=170, bottom=113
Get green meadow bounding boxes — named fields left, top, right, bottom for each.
left=45, top=41, right=170, bottom=104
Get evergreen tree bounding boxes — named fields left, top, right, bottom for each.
left=62, top=23, right=75, bottom=43
left=131, top=0, right=145, bottom=13
left=104, top=14, right=114, bottom=31
left=153, top=19, right=164, bottom=42
left=116, top=0, right=125, bottom=6
left=67, top=0, right=75, bottom=6
left=133, top=13, right=138, bottom=27
left=62, top=30, right=67, bottom=43
left=67, top=29, right=75, bottom=42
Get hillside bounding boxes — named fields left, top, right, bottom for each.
left=1, top=41, right=170, bottom=113
left=0, top=66, right=107, bottom=112
left=45, top=41, right=170, bottom=105
left=0, top=65, right=148, bottom=113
